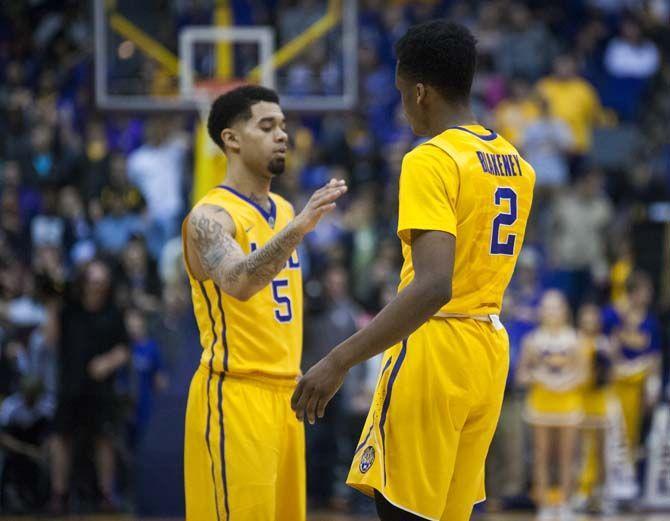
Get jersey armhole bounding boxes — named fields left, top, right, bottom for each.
left=181, top=214, right=197, bottom=280
left=181, top=204, right=239, bottom=281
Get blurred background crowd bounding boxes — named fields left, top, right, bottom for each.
left=0, top=0, right=669, bottom=517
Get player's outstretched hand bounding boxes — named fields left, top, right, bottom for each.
left=293, top=179, right=347, bottom=235
left=291, top=354, right=346, bottom=424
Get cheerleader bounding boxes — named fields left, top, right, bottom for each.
left=518, top=290, right=588, bottom=519
left=576, top=303, right=615, bottom=513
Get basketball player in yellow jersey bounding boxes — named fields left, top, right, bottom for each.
left=182, top=86, right=346, bottom=521
left=292, top=21, right=535, bottom=520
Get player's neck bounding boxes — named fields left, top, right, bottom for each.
left=223, top=169, right=273, bottom=209
left=426, top=104, right=477, bottom=137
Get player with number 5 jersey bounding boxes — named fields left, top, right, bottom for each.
left=181, top=85, right=347, bottom=521
left=291, top=20, right=535, bottom=521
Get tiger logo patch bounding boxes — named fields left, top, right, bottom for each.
left=359, top=446, right=375, bottom=473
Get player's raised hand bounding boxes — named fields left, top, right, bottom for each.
left=293, top=179, right=347, bottom=234
left=291, top=353, right=347, bottom=424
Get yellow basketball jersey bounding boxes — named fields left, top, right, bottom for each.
left=182, top=186, right=303, bottom=379
left=397, top=124, right=535, bottom=315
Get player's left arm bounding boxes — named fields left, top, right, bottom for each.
left=291, top=228, right=454, bottom=423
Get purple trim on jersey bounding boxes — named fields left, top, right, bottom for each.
left=219, top=185, right=277, bottom=225
left=379, top=339, right=408, bottom=485
left=355, top=424, right=375, bottom=456
left=216, top=373, right=230, bottom=519
left=214, top=285, right=229, bottom=372
left=198, top=281, right=222, bottom=521
left=353, top=357, right=394, bottom=457
left=449, top=126, right=498, bottom=141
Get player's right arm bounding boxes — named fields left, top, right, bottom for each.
left=186, top=179, right=347, bottom=300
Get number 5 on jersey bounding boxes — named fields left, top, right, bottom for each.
left=490, top=187, right=517, bottom=256
left=272, top=279, right=292, bottom=322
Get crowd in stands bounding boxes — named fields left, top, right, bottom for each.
left=0, top=0, right=669, bottom=517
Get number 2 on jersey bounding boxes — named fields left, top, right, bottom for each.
left=490, top=187, right=517, bottom=256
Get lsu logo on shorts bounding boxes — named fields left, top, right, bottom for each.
left=360, top=446, right=375, bottom=473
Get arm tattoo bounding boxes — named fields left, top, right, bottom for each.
left=190, top=206, right=302, bottom=293
left=242, top=224, right=303, bottom=285
left=190, top=208, right=241, bottom=283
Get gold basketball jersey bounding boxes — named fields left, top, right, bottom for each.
left=397, top=124, right=535, bottom=315
left=182, top=186, right=303, bottom=379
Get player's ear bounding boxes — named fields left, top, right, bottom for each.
left=221, top=129, right=240, bottom=153
left=415, top=83, right=426, bottom=105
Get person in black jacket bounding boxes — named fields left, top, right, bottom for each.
left=47, top=259, right=129, bottom=514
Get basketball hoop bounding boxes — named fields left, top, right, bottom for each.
left=193, top=78, right=249, bottom=122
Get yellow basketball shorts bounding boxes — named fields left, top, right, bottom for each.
left=184, top=365, right=305, bottom=521
left=524, top=386, right=583, bottom=427
left=347, top=317, right=509, bottom=521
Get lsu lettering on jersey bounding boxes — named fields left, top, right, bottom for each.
left=348, top=125, right=535, bottom=521
left=398, top=125, right=534, bottom=316
left=182, top=185, right=303, bottom=379
left=182, top=186, right=305, bottom=521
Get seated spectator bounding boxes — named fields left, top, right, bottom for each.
left=1, top=160, right=41, bottom=225
left=0, top=269, right=46, bottom=333
left=521, top=96, right=573, bottom=191
left=76, top=119, right=112, bottom=202
left=495, top=3, right=558, bottom=81
left=603, top=17, right=660, bottom=119
left=98, top=154, right=146, bottom=217
left=547, top=169, right=613, bottom=309
left=57, top=185, right=93, bottom=266
left=127, top=117, right=187, bottom=258
left=93, top=190, right=144, bottom=255
left=0, top=339, right=23, bottom=401
left=537, top=54, right=609, bottom=169
left=116, top=236, right=162, bottom=313
left=604, top=18, right=660, bottom=79
left=20, top=126, right=66, bottom=189
left=492, top=79, right=540, bottom=147
left=0, top=376, right=53, bottom=513
left=0, top=186, right=29, bottom=262
left=30, top=184, right=64, bottom=252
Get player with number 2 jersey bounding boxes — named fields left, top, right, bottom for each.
left=345, top=122, right=535, bottom=521
left=292, top=21, right=535, bottom=521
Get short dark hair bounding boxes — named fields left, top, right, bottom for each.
left=207, top=85, right=280, bottom=150
left=395, top=20, right=477, bottom=102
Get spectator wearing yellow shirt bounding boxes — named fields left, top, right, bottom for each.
left=537, top=54, right=611, bottom=173
left=493, top=79, right=540, bottom=147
